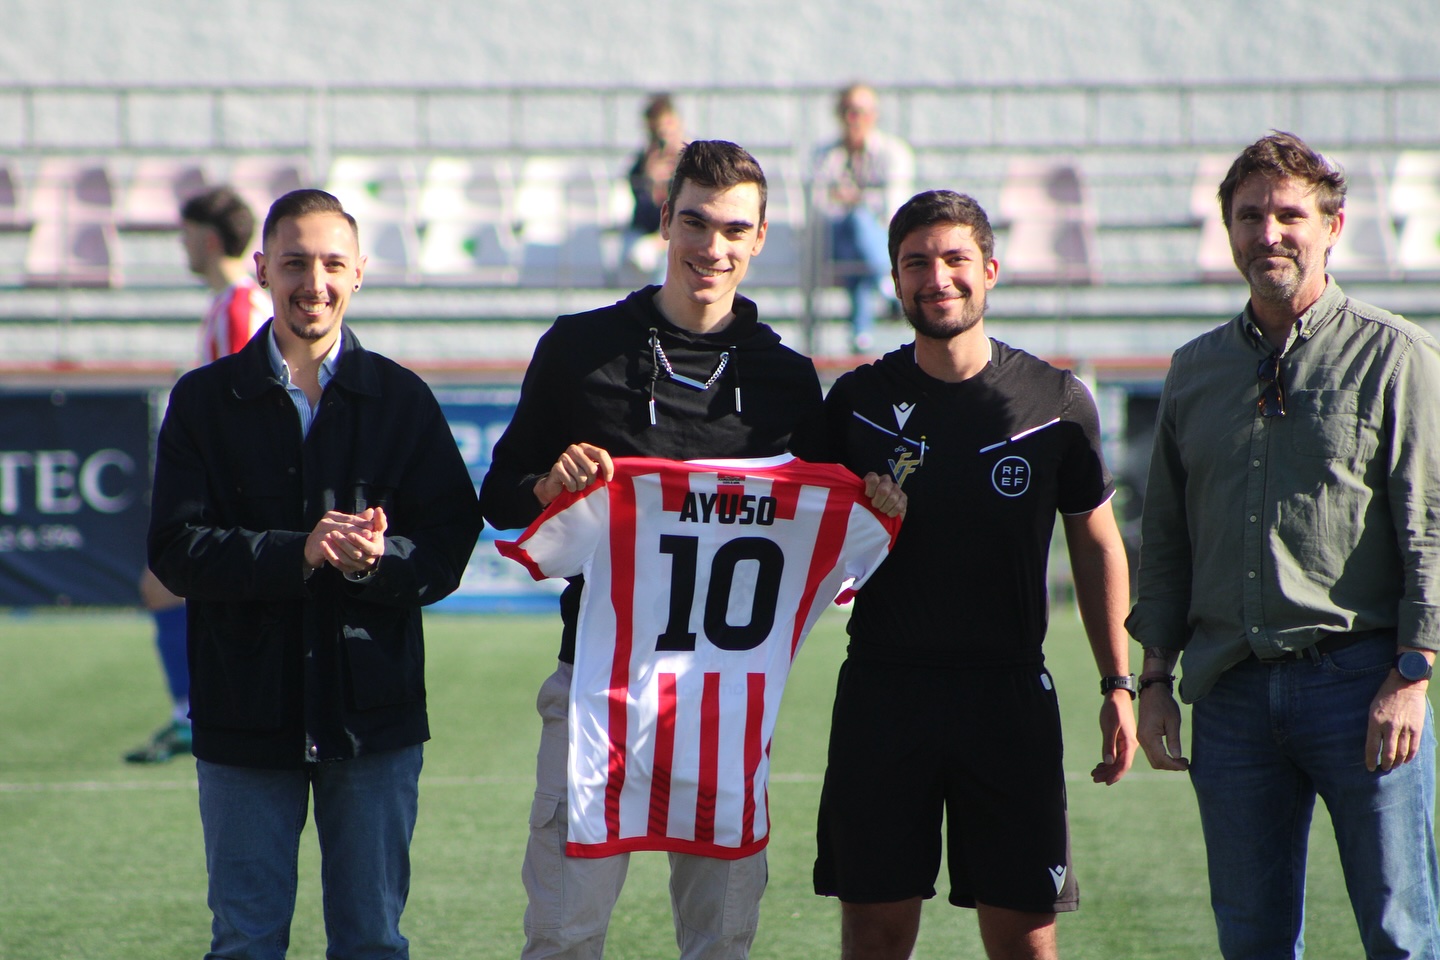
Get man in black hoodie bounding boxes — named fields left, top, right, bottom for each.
left=810, top=190, right=1136, bottom=960
left=481, top=141, right=902, bottom=960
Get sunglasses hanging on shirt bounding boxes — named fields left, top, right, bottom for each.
left=1257, top=350, right=1286, bottom=419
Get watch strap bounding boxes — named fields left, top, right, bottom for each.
left=1395, top=651, right=1434, bottom=682
left=1100, top=674, right=1137, bottom=699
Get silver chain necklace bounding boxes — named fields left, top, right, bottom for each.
left=653, top=340, right=730, bottom=391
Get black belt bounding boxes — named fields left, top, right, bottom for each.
left=1250, top=629, right=1389, bottom=663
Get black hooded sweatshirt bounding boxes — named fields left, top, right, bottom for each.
left=479, top=285, right=824, bottom=661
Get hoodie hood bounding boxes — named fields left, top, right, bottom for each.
left=620, top=285, right=782, bottom=354
left=618, top=286, right=788, bottom=426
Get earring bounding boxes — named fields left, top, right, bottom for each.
left=354, top=284, right=360, bottom=291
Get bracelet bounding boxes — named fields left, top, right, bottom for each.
left=1138, top=674, right=1175, bottom=693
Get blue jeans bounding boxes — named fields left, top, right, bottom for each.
left=196, top=745, right=423, bottom=960
left=829, top=209, right=892, bottom=342
left=1190, top=636, right=1440, bottom=960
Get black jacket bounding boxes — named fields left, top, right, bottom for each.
left=478, top=286, right=823, bottom=659
left=148, top=322, right=482, bottom=768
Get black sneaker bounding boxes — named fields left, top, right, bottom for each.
left=123, top=720, right=193, bottom=764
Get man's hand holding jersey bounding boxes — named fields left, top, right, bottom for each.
left=536, top=443, right=616, bottom=506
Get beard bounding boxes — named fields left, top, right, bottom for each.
left=1236, top=244, right=1323, bottom=305
left=902, top=290, right=986, bottom=341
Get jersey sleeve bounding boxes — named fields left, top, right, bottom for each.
left=770, top=458, right=902, bottom=604
left=1056, top=372, right=1115, bottom=516
left=237, top=284, right=269, bottom=352
left=494, top=481, right=608, bottom=581
left=834, top=496, right=902, bottom=602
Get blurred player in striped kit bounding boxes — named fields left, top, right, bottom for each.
left=126, top=185, right=268, bottom=764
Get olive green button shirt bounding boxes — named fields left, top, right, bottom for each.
left=1126, top=279, right=1440, bottom=702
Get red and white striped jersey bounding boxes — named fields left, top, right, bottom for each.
left=198, top=276, right=268, bottom=364
left=499, top=455, right=900, bottom=859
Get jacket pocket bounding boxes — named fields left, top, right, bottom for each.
left=340, top=605, right=425, bottom=711
left=231, top=473, right=298, bottom=530
left=188, top=602, right=287, bottom=730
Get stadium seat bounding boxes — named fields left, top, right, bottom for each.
left=742, top=154, right=805, bottom=289
left=228, top=156, right=310, bottom=232
left=1190, top=155, right=1237, bottom=281
left=1391, top=152, right=1440, bottom=274
left=1396, top=213, right=1440, bottom=273
left=0, top=163, right=25, bottom=230
left=417, top=156, right=520, bottom=283
left=325, top=156, right=421, bottom=283
left=1326, top=154, right=1398, bottom=280
left=120, top=159, right=209, bottom=230
left=515, top=157, right=611, bottom=288
left=25, top=158, right=122, bottom=287
left=997, top=157, right=1097, bottom=285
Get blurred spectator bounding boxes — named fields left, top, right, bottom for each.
left=125, top=186, right=269, bottom=765
left=811, top=83, right=915, bottom=352
left=622, top=93, right=686, bottom=278
left=183, top=186, right=270, bottom=364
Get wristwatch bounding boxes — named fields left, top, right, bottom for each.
left=1395, top=651, right=1434, bottom=683
left=1100, top=674, right=1137, bottom=699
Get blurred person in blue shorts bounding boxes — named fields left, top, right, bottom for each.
left=127, top=185, right=269, bottom=764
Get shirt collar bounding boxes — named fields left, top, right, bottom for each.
left=1242, top=275, right=1344, bottom=355
left=266, top=325, right=343, bottom=388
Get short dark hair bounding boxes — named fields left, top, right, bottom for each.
left=887, top=190, right=995, bottom=272
left=664, top=140, right=767, bottom=225
left=261, top=189, right=359, bottom=249
left=180, top=186, right=255, bottom=258
left=1218, top=131, right=1346, bottom=228
left=644, top=92, right=676, bottom=124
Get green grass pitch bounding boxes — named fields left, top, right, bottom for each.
left=1, top=606, right=1430, bottom=959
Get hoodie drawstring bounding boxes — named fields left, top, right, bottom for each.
left=647, top=328, right=660, bottom=426
left=729, top=346, right=741, bottom=413
left=648, top=327, right=737, bottom=424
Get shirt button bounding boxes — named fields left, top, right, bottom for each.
left=1249, top=515, right=1258, bottom=523
left=1252, top=459, right=1262, bottom=467
left=1248, top=571, right=1257, bottom=579
left=307, top=743, right=319, bottom=759
left=1250, top=626, right=1260, bottom=634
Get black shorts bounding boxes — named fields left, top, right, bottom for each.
left=812, top=656, right=1077, bottom=913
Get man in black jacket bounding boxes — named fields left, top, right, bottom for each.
left=480, top=141, right=901, bottom=960
left=148, top=189, right=482, bottom=960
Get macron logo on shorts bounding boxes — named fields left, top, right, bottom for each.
left=1049, top=865, right=1067, bottom=894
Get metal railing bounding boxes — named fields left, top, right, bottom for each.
left=4, top=79, right=1439, bottom=353
left=5, top=78, right=1439, bottom=170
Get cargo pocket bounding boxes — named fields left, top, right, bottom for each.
left=523, top=792, right=567, bottom=930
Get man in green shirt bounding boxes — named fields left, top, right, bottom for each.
left=1127, top=131, right=1440, bottom=959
